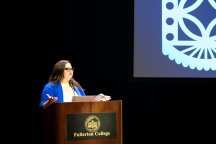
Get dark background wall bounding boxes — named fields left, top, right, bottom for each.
left=5, top=0, right=215, bottom=143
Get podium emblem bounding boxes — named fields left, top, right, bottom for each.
left=162, top=0, right=216, bottom=71
left=85, top=115, right=101, bottom=132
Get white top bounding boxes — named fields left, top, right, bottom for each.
left=62, top=84, right=78, bottom=102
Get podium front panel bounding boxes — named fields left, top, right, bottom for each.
left=42, top=100, right=122, bottom=144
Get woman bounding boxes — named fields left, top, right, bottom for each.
left=39, top=60, right=86, bottom=109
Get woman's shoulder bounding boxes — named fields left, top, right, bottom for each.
left=44, top=82, right=60, bottom=88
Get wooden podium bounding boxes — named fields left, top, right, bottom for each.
left=41, top=100, right=122, bottom=144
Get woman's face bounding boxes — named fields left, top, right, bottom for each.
left=63, top=63, right=74, bottom=81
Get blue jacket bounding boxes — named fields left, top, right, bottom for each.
left=39, top=82, right=86, bottom=108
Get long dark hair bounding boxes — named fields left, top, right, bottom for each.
left=48, top=60, right=84, bottom=90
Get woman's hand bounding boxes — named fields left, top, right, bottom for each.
left=98, top=93, right=111, bottom=101
left=47, top=94, right=58, bottom=103
left=42, top=94, right=58, bottom=109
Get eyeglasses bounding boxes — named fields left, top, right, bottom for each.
left=64, top=67, right=74, bottom=71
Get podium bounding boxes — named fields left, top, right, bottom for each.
left=41, top=100, right=122, bottom=144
